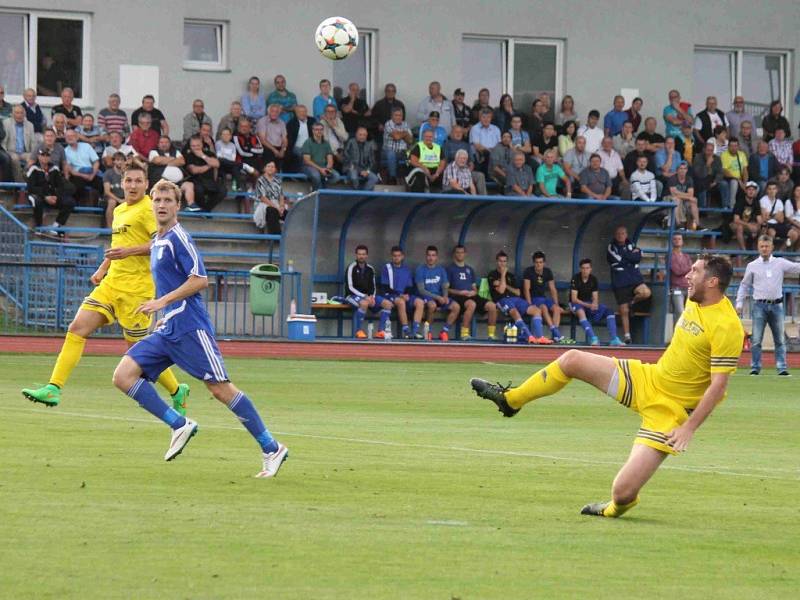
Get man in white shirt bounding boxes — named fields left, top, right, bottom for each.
left=598, top=136, right=628, bottom=198
left=415, top=81, right=454, bottom=134
left=759, top=181, right=789, bottom=241
left=630, top=155, right=658, bottom=202
left=577, top=110, right=604, bottom=154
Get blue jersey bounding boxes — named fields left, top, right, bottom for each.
left=415, top=264, right=448, bottom=298
left=446, top=264, right=477, bottom=291
left=151, top=223, right=213, bottom=340
left=380, top=263, right=414, bottom=295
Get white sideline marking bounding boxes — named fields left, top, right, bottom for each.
left=426, top=520, right=469, bottom=527
left=3, top=406, right=798, bottom=481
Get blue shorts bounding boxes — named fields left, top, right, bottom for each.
left=531, top=296, right=556, bottom=310
left=383, top=292, right=420, bottom=306
left=423, top=296, right=453, bottom=309
left=497, top=296, right=530, bottom=316
left=570, top=303, right=614, bottom=323
left=127, top=328, right=230, bottom=383
left=346, top=294, right=388, bottom=311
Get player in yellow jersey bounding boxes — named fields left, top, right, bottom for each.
left=471, top=255, right=743, bottom=518
left=22, top=161, right=190, bottom=413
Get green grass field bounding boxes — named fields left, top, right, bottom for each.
left=2, top=354, right=798, bottom=599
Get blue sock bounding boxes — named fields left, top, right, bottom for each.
left=550, top=325, right=561, bottom=339
left=127, top=378, right=185, bottom=430
left=228, top=391, right=279, bottom=453
left=402, top=324, right=409, bottom=334
left=412, top=321, right=420, bottom=334
left=606, top=315, right=618, bottom=338
left=442, top=324, right=450, bottom=332
left=580, top=318, right=595, bottom=339
left=379, top=309, right=391, bottom=330
left=531, top=316, right=543, bottom=338
left=354, top=308, right=366, bottom=332
left=515, top=319, right=532, bottom=338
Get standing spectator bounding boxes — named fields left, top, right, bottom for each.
left=97, top=93, right=129, bottom=137
left=613, top=121, right=636, bottom=158
left=319, top=104, right=348, bottom=163
left=286, top=104, right=315, bottom=171
left=256, top=104, right=289, bottom=168
left=128, top=113, right=159, bottom=159
left=668, top=233, right=692, bottom=321
left=761, top=100, right=791, bottom=142
left=624, top=97, right=643, bottom=133
left=662, top=89, right=692, bottom=141
left=522, top=251, right=564, bottom=342
left=130, top=95, right=168, bottom=136
left=579, top=153, right=612, bottom=200
left=148, top=135, right=186, bottom=185
left=215, top=128, right=249, bottom=192
left=50, top=87, right=82, bottom=128
left=343, top=126, right=378, bottom=191
left=629, top=155, right=658, bottom=202
left=379, top=246, right=426, bottom=339
left=418, top=111, right=447, bottom=146
left=760, top=181, right=789, bottom=241
left=749, top=140, right=779, bottom=193
left=382, top=108, right=412, bottom=184
left=666, top=161, right=702, bottom=230
left=720, top=138, right=749, bottom=209
left=21, top=88, right=46, bottom=136
left=737, top=120, right=757, bottom=158
left=102, top=152, right=127, bottom=227
left=598, top=136, right=627, bottom=197
left=233, top=119, right=264, bottom=190
left=729, top=182, right=762, bottom=255
left=30, top=129, right=66, bottom=171
left=101, top=131, right=135, bottom=168
left=254, top=161, right=286, bottom=234
left=606, top=225, right=651, bottom=344
left=769, top=128, right=793, bottom=170
left=451, top=88, right=471, bottom=131
left=63, top=128, right=102, bottom=202
left=346, top=245, right=393, bottom=339
left=494, top=94, right=521, bottom=133
left=216, top=101, right=244, bottom=140
left=655, top=136, right=682, bottom=184
left=266, top=74, right=298, bottom=123
left=603, top=95, right=627, bottom=137
left=312, top=79, right=337, bottom=120
left=50, top=113, right=68, bottom=146
left=0, top=85, right=12, bottom=118
left=639, top=117, right=665, bottom=153
left=415, top=245, right=460, bottom=342
left=527, top=99, right=547, bottom=140
left=443, top=126, right=486, bottom=194
left=301, top=122, right=341, bottom=190
left=469, top=109, right=501, bottom=172
left=470, top=88, right=492, bottom=125
left=2, top=104, right=35, bottom=181
left=339, top=82, right=370, bottom=136
left=569, top=258, right=622, bottom=346
left=558, top=120, right=577, bottom=157
left=536, top=149, right=571, bottom=198
left=447, top=245, right=497, bottom=340
left=75, top=114, right=106, bottom=154
left=370, top=83, right=405, bottom=137
left=182, top=135, right=224, bottom=212
left=505, top=151, right=535, bottom=196
left=693, top=96, right=728, bottom=143
left=488, top=131, right=513, bottom=189
left=725, top=96, right=754, bottom=139
left=26, top=148, right=75, bottom=231
left=486, top=251, right=543, bottom=344
left=443, top=149, right=476, bottom=195
left=692, top=140, right=724, bottom=207
left=182, top=99, right=212, bottom=142
left=563, top=135, right=590, bottom=188
left=241, top=76, right=266, bottom=123
left=577, top=110, right=604, bottom=153
left=406, top=129, right=444, bottom=192
left=556, top=95, right=579, bottom=128
left=735, top=235, right=800, bottom=376
left=531, top=122, right=559, bottom=162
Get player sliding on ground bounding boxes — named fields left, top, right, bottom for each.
left=471, top=254, right=743, bottom=518
left=22, top=160, right=189, bottom=414
left=111, top=179, right=288, bottom=477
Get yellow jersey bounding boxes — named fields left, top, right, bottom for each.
left=105, top=195, right=156, bottom=297
left=653, top=296, right=744, bottom=409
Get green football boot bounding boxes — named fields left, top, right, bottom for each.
left=171, top=383, right=190, bottom=416
left=22, top=384, right=61, bottom=407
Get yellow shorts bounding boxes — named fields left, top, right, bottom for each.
left=613, top=358, right=692, bottom=455
left=80, top=280, right=153, bottom=342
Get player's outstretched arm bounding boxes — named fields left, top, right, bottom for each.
left=105, top=243, right=153, bottom=260
left=666, top=372, right=730, bottom=452
left=136, top=275, right=208, bottom=315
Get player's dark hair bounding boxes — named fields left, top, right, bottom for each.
left=532, top=251, right=545, bottom=261
left=495, top=250, right=508, bottom=259
left=355, top=244, right=368, bottom=253
left=588, top=109, right=600, bottom=119
left=579, top=258, right=592, bottom=266
left=700, top=254, right=733, bottom=292
left=426, top=245, right=438, bottom=254
left=123, top=159, right=147, bottom=177
left=453, top=244, right=465, bottom=253
left=390, top=245, right=403, bottom=254
left=142, top=94, right=155, bottom=101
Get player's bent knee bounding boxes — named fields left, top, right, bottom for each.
left=206, top=381, right=238, bottom=404
left=112, top=357, right=140, bottom=391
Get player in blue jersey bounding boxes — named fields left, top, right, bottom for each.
left=447, top=245, right=497, bottom=340
left=379, top=246, right=425, bottom=339
left=111, top=179, right=288, bottom=477
left=522, top=251, right=566, bottom=342
left=415, top=245, right=460, bottom=341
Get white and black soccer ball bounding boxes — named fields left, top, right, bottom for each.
left=314, top=16, right=359, bottom=60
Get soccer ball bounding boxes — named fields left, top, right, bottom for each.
left=314, top=16, right=358, bottom=60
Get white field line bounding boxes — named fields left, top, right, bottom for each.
left=4, top=406, right=798, bottom=482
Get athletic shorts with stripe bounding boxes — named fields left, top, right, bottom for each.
left=609, top=358, right=691, bottom=455
left=80, top=279, right=153, bottom=342
left=127, top=328, right=230, bottom=383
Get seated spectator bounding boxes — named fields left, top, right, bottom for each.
left=181, top=135, right=224, bottom=212
left=760, top=181, right=789, bottom=241
left=663, top=89, right=693, bottom=140
left=729, top=181, right=762, bottom=253
left=442, top=125, right=486, bottom=195
left=196, top=122, right=217, bottom=154
left=2, top=104, right=35, bottom=181
left=556, top=95, right=579, bottom=129
left=75, top=114, right=106, bottom=154
left=606, top=225, right=651, bottom=344
left=266, top=74, right=298, bottom=123
left=738, top=120, right=757, bottom=157
left=371, top=83, right=405, bottom=139
left=630, top=155, right=658, bottom=202
left=603, top=95, right=627, bottom=137
left=494, top=94, right=521, bottom=133
left=624, top=97, right=643, bottom=133
left=148, top=135, right=185, bottom=185
left=63, top=128, right=102, bottom=202
left=0, top=85, right=11, bottom=118
left=312, top=78, right=337, bottom=120
left=30, top=129, right=66, bottom=171
left=527, top=98, right=546, bottom=140
left=487, top=250, right=547, bottom=344
left=26, top=148, right=75, bottom=232
left=346, top=244, right=394, bottom=339
left=382, top=108, right=412, bottom=184
left=446, top=245, right=497, bottom=341
left=22, top=88, right=46, bottom=136
left=101, top=131, right=136, bottom=168
left=654, top=136, right=682, bottom=184
left=102, top=151, right=127, bottom=227
left=761, top=100, right=791, bottom=142
left=668, top=233, right=692, bottom=320
left=415, top=245, right=460, bottom=342
left=579, top=153, right=612, bottom=200
left=217, top=101, right=244, bottom=140
left=233, top=119, right=264, bottom=189
left=532, top=122, right=559, bottom=162
left=241, top=76, right=267, bottom=123
left=257, top=103, right=289, bottom=168
left=613, top=121, right=636, bottom=158
left=0, top=131, right=9, bottom=182
left=50, top=87, right=82, bottom=128
left=536, top=149, right=571, bottom=198
left=301, top=122, right=341, bottom=190
left=254, top=161, right=286, bottom=234
left=319, top=103, right=348, bottom=164
left=569, top=258, right=622, bottom=345
left=418, top=111, right=447, bottom=146
left=598, top=136, right=627, bottom=196
left=675, top=122, right=697, bottom=163
left=666, top=161, right=702, bottom=230
left=783, top=186, right=800, bottom=249
left=51, top=113, right=68, bottom=146
left=623, top=135, right=655, bottom=180
left=692, top=140, right=724, bottom=207
left=769, top=128, right=793, bottom=170
left=749, top=140, right=779, bottom=194
left=558, top=120, right=577, bottom=157
left=639, top=117, right=665, bottom=153
left=129, top=113, right=159, bottom=159
left=505, top=151, right=535, bottom=196
left=726, top=96, right=754, bottom=138
left=522, top=251, right=564, bottom=342
left=693, top=95, right=727, bottom=143
left=406, top=128, right=444, bottom=192
left=216, top=128, right=254, bottom=193
left=720, top=138, right=749, bottom=209
left=378, top=246, right=425, bottom=339
left=131, top=94, right=168, bottom=136
left=443, top=149, right=476, bottom=194
left=469, top=108, right=501, bottom=172
left=774, top=166, right=793, bottom=200
left=451, top=88, right=471, bottom=131
left=97, top=93, right=129, bottom=138
left=563, top=135, right=589, bottom=188
left=470, top=88, right=492, bottom=125
left=343, top=126, right=378, bottom=191
left=707, top=125, right=728, bottom=156
left=339, top=82, right=370, bottom=136
left=577, top=110, right=604, bottom=153
left=489, top=131, right=513, bottom=188
left=182, top=99, right=212, bottom=142
left=287, top=104, right=315, bottom=172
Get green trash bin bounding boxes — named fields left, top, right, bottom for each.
left=249, top=264, right=281, bottom=316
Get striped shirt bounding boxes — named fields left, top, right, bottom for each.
left=383, top=119, right=411, bottom=153
left=443, top=162, right=472, bottom=191
left=98, top=108, right=130, bottom=136
left=735, top=255, right=800, bottom=307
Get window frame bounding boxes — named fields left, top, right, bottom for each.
left=332, top=28, right=375, bottom=106
left=182, top=19, right=228, bottom=72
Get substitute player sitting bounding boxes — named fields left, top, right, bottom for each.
left=523, top=251, right=566, bottom=342
left=415, top=245, right=460, bottom=341
left=22, top=160, right=189, bottom=413
left=446, top=245, right=497, bottom=341
left=379, top=246, right=425, bottom=339
left=472, top=255, right=743, bottom=517
left=346, top=244, right=393, bottom=339
left=569, top=258, right=624, bottom=346
left=112, top=180, right=288, bottom=477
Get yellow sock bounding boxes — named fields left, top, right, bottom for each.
left=602, top=496, right=640, bottom=518
left=157, top=368, right=180, bottom=396
left=461, top=326, right=470, bottom=338
left=49, top=331, right=87, bottom=388
left=505, top=359, right=572, bottom=409
left=487, top=325, right=496, bottom=337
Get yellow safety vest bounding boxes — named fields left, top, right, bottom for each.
left=415, top=141, right=441, bottom=169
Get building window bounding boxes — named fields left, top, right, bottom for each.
left=693, top=47, right=790, bottom=126
left=183, top=20, right=227, bottom=71
left=0, top=10, right=91, bottom=104
left=333, top=30, right=374, bottom=105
